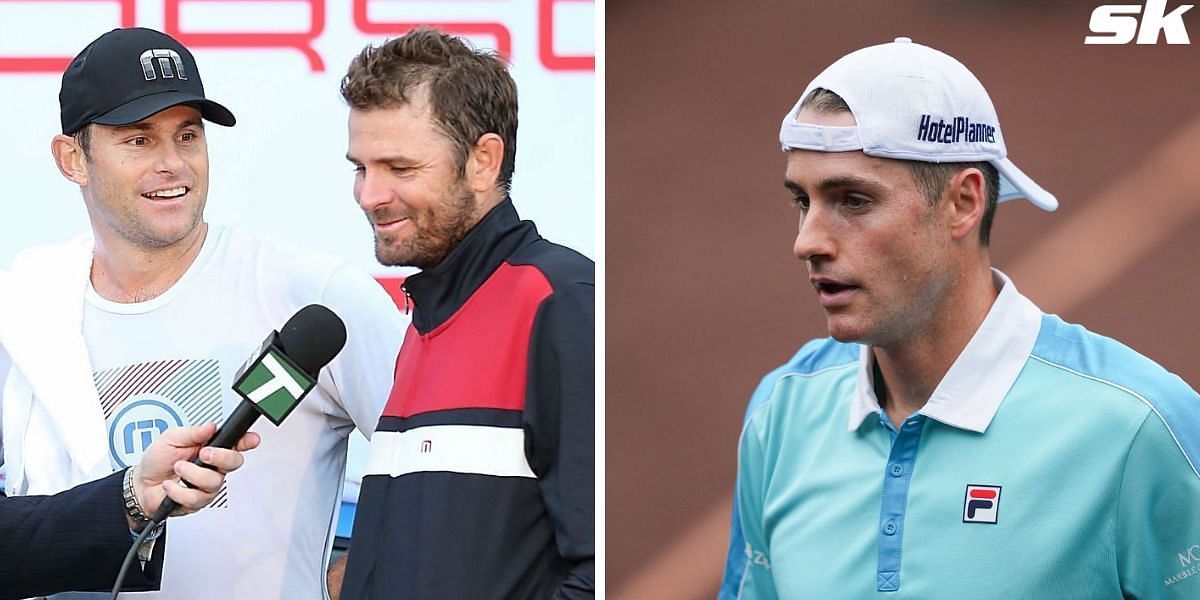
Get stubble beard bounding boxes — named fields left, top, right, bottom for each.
left=118, top=204, right=204, bottom=250
left=93, top=187, right=206, bottom=251
left=373, top=182, right=479, bottom=270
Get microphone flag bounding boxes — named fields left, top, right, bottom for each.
left=232, top=333, right=317, bottom=425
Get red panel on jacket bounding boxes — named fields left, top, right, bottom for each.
left=382, top=262, right=553, bottom=418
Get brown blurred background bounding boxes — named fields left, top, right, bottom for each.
left=606, top=1, right=1200, bottom=598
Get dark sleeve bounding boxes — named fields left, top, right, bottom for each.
left=526, top=279, right=595, bottom=598
left=0, top=470, right=163, bottom=599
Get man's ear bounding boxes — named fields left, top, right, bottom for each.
left=946, top=167, right=987, bottom=242
left=51, top=133, right=90, bottom=186
left=466, top=133, right=504, bottom=194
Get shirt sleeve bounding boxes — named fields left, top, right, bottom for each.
left=720, top=367, right=790, bottom=599
left=734, top=418, right=779, bottom=600
left=525, top=280, right=595, bottom=599
left=1116, top=410, right=1200, bottom=599
left=718, top=496, right=748, bottom=600
left=317, top=264, right=408, bottom=439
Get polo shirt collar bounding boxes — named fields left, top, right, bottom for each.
left=847, top=269, right=1043, bottom=433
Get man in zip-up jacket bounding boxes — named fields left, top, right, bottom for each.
left=336, top=28, right=595, bottom=599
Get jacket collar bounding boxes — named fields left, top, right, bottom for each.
left=403, top=198, right=539, bottom=333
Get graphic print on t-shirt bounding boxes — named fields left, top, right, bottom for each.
left=96, top=358, right=228, bottom=507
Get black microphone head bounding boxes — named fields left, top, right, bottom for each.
left=277, top=304, right=347, bottom=376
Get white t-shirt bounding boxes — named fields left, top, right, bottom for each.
left=72, top=225, right=405, bottom=599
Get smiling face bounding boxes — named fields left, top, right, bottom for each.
left=71, top=104, right=209, bottom=251
left=347, top=88, right=482, bottom=270
left=786, top=108, right=958, bottom=347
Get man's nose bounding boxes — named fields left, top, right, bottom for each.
left=793, top=206, right=836, bottom=263
left=355, top=170, right=392, bottom=212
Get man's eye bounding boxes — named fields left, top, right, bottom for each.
left=843, top=195, right=869, bottom=209
left=129, top=137, right=149, bottom=146
left=791, top=195, right=810, bottom=210
left=180, top=132, right=195, bottom=142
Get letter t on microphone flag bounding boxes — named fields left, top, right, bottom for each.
left=233, top=345, right=317, bottom=425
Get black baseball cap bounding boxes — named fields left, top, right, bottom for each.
left=59, top=27, right=235, bottom=134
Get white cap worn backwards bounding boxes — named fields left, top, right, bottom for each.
left=779, top=37, right=1057, bottom=211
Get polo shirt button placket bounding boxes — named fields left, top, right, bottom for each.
left=875, top=414, right=927, bottom=592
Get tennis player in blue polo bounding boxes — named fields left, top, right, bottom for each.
left=719, top=38, right=1200, bottom=599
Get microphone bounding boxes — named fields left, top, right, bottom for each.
left=149, top=304, right=347, bottom=522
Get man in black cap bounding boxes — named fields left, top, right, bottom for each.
left=0, top=28, right=405, bottom=599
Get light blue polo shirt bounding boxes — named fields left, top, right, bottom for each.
left=720, top=271, right=1200, bottom=599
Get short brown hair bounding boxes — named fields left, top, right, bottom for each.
left=341, top=28, right=518, bottom=194
left=72, top=124, right=93, bottom=160
left=798, top=88, right=1000, bottom=245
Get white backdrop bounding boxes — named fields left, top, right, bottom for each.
left=0, top=0, right=595, bottom=272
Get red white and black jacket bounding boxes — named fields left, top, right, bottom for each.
left=342, top=199, right=595, bottom=599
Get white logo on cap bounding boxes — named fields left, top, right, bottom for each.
left=139, top=49, right=187, bottom=81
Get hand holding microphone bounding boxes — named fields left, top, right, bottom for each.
left=113, top=304, right=348, bottom=599
left=129, top=423, right=261, bottom=523
left=150, top=304, right=348, bottom=522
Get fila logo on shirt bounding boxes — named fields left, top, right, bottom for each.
left=963, top=484, right=1002, bottom=524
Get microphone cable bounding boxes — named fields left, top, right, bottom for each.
left=110, top=510, right=165, bottom=600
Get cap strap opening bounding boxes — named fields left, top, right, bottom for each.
left=780, top=122, right=863, bottom=153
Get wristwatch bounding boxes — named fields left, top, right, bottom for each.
left=122, top=467, right=164, bottom=540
